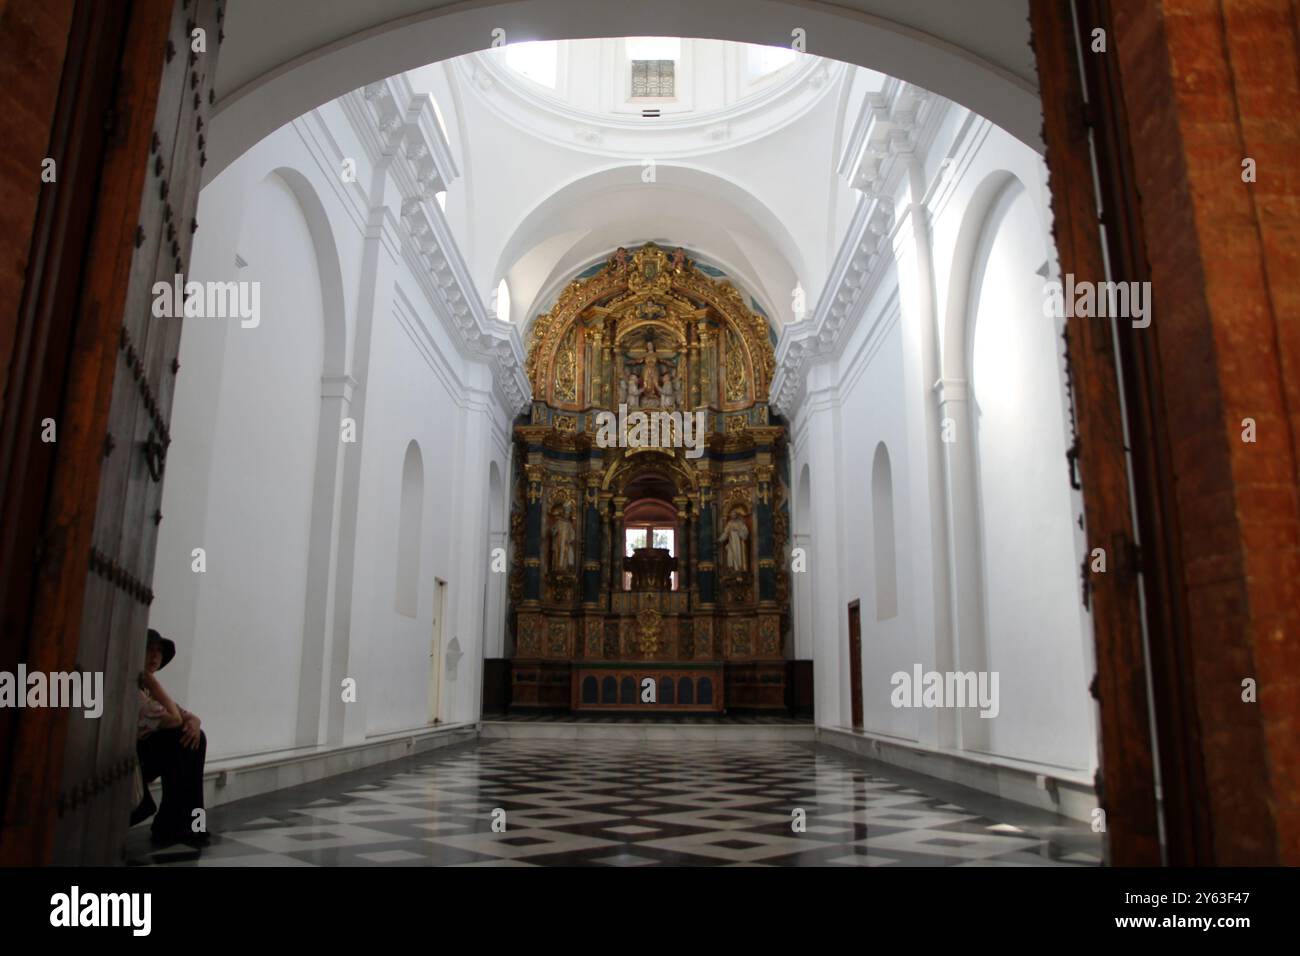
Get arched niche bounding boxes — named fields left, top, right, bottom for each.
left=396, top=440, right=424, bottom=618
left=871, top=442, right=898, bottom=621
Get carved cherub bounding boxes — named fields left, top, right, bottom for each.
left=609, top=247, right=631, bottom=272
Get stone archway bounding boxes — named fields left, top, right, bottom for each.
left=4, top=0, right=1296, bottom=866
left=207, top=0, right=1044, bottom=180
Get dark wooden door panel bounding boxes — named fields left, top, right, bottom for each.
left=848, top=601, right=863, bottom=732
left=1028, top=0, right=1163, bottom=865
left=51, top=0, right=223, bottom=865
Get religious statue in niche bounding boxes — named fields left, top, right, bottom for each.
left=619, top=372, right=642, bottom=409
left=640, top=337, right=663, bottom=398
left=608, top=246, right=631, bottom=273
left=718, top=506, right=751, bottom=573
left=622, top=333, right=678, bottom=408
left=659, top=368, right=676, bottom=409
left=549, top=500, right=577, bottom=572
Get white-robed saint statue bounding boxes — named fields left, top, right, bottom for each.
left=659, top=369, right=675, bottom=409
left=550, top=501, right=577, bottom=571
left=718, top=508, right=750, bottom=572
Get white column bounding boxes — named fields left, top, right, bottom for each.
left=801, top=369, right=847, bottom=729
left=333, top=203, right=402, bottom=745
left=447, top=379, right=498, bottom=723
left=892, top=161, right=956, bottom=750
left=935, top=376, right=989, bottom=752
left=296, top=373, right=355, bottom=747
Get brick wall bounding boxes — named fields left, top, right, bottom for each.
left=1113, top=0, right=1300, bottom=864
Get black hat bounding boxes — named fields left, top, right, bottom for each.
left=146, top=628, right=176, bottom=670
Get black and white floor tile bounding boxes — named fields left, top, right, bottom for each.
left=128, top=739, right=1104, bottom=867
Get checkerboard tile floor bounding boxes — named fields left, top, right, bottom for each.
left=128, top=740, right=1104, bottom=867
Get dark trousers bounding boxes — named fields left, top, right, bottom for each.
left=131, top=727, right=207, bottom=837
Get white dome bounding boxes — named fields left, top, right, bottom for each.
left=461, top=38, right=841, bottom=159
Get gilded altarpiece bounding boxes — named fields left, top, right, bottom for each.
left=507, top=244, right=792, bottom=712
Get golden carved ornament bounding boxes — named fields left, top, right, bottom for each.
left=636, top=608, right=663, bottom=657
left=549, top=485, right=577, bottom=511
left=553, top=325, right=578, bottom=402
left=725, top=327, right=748, bottom=403
left=725, top=486, right=752, bottom=512
left=525, top=242, right=775, bottom=399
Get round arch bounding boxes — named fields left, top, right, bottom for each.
left=209, top=0, right=1041, bottom=182
left=265, top=166, right=350, bottom=378
left=601, top=450, right=699, bottom=497
left=500, top=163, right=806, bottom=332
left=941, top=170, right=1024, bottom=385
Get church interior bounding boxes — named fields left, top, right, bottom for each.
left=1, top=0, right=1296, bottom=881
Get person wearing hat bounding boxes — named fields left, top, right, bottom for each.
left=131, top=629, right=210, bottom=847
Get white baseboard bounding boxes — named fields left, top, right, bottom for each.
left=196, top=722, right=479, bottom=809
left=817, top=726, right=1098, bottom=822
left=481, top=721, right=815, bottom=742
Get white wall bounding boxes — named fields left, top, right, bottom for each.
left=970, top=184, right=1094, bottom=769
left=787, top=112, right=1098, bottom=780
left=150, top=102, right=513, bottom=761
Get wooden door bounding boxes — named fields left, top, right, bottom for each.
left=1028, top=0, right=1163, bottom=865
left=53, top=0, right=224, bottom=865
left=847, top=600, right=863, bottom=731
left=0, top=0, right=223, bottom=865
left=429, top=579, right=446, bottom=724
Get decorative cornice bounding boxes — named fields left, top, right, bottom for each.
left=771, top=82, right=945, bottom=418
left=769, top=196, right=895, bottom=415
left=837, top=79, right=934, bottom=202
left=345, top=76, right=530, bottom=414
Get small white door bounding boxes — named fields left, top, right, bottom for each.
left=429, top=578, right=447, bottom=723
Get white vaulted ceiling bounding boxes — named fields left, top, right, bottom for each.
left=210, top=0, right=1040, bottom=180
left=429, top=37, right=862, bottom=333
left=457, top=38, right=845, bottom=159
left=497, top=162, right=806, bottom=338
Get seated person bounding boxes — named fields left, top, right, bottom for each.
left=131, top=628, right=210, bottom=847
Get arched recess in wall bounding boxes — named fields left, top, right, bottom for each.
left=963, top=172, right=1094, bottom=767
left=871, top=443, right=898, bottom=621
left=494, top=278, right=511, bottom=324
left=263, top=166, right=354, bottom=749
left=168, top=165, right=346, bottom=756
left=934, top=169, right=1022, bottom=752
left=269, top=167, right=348, bottom=377
left=396, top=441, right=425, bottom=617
